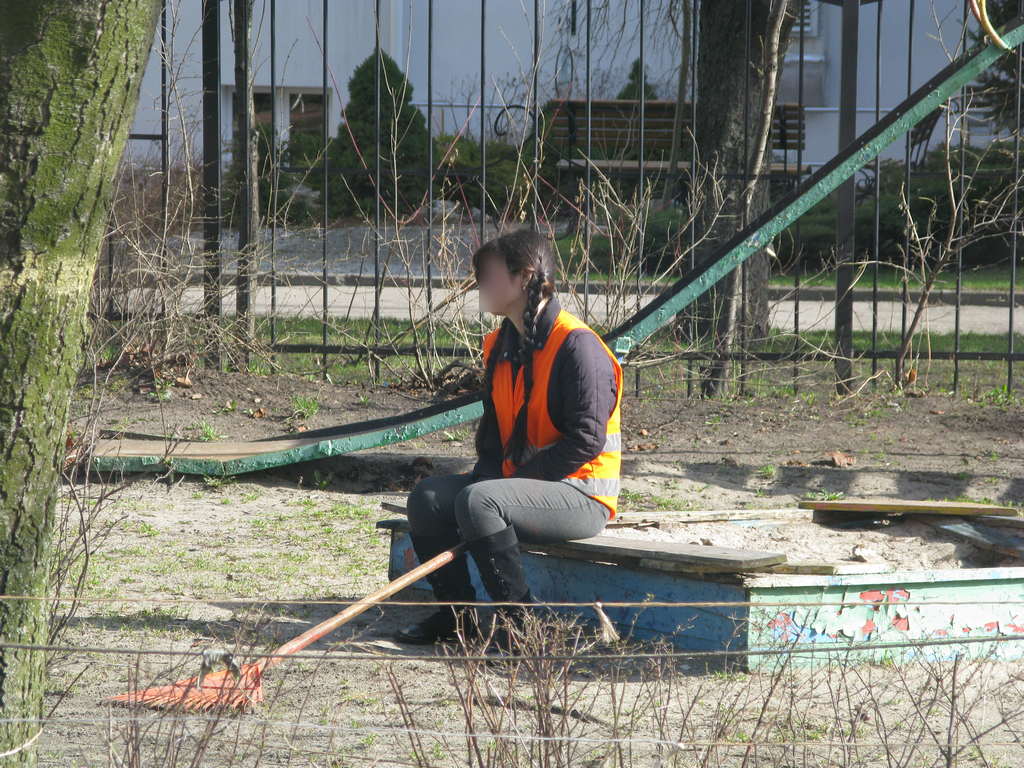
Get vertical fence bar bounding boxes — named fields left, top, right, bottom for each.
left=834, top=0, right=859, bottom=394
left=322, top=0, right=330, bottom=379
left=373, top=0, right=382, bottom=381
left=740, top=0, right=751, bottom=396
left=688, top=0, right=699, bottom=397
left=954, top=0, right=967, bottom=393
left=531, top=0, right=540, bottom=226
left=1011, top=41, right=1022, bottom=392
left=270, top=0, right=278, bottom=350
left=900, top=0, right=915, bottom=377
left=159, top=0, right=168, bottom=319
left=480, top=0, right=487, bottom=247
left=426, top=0, right=436, bottom=359
left=871, top=0, right=882, bottom=384
left=202, top=0, right=222, bottom=368
left=793, top=0, right=806, bottom=393
left=236, top=0, right=253, bottom=358
left=584, top=0, right=592, bottom=321
left=635, top=0, right=645, bottom=398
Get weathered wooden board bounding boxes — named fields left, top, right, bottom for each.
left=752, top=562, right=893, bottom=576
left=548, top=536, right=786, bottom=571
left=381, top=501, right=808, bottom=525
left=800, top=499, right=1018, bottom=517
left=917, top=516, right=1024, bottom=560
left=376, top=518, right=785, bottom=573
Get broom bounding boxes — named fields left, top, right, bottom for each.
left=108, top=543, right=466, bottom=712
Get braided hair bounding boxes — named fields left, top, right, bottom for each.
left=471, top=230, right=557, bottom=468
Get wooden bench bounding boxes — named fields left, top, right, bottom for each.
left=377, top=502, right=786, bottom=575
left=543, top=98, right=808, bottom=183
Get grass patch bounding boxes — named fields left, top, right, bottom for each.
left=291, top=395, right=321, bottom=419
left=189, top=420, right=225, bottom=442
left=770, top=264, right=1017, bottom=293
left=81, top=498, right=388, bottom=610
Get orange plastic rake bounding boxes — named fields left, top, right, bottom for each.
left=108, top=544, right=466, bottom=712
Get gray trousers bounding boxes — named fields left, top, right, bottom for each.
left=407, top=473, right=610, bottom=544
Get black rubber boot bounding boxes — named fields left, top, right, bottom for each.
left=467, top=525, right=535, bottom=652
left=394, top=534, right=478, bottom=645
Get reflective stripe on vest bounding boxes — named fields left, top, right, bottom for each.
left=482, top=309, right=623, bottom=519
left=561, top=476, right=622, bottom=497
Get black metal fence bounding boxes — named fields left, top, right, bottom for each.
left=108, top=0, right=1023, bottom=396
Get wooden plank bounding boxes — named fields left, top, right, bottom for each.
left=93, top=436, right=329, bottom=460
left=664, top=508, right=809, bottom=523
left=545, top=535, right=785, bottom=570
left=377, top=517, right=785, bottom=573
left=605, top=519, right=661, bottom=530
left=750, top=561, right=892, bottom=576
left=527, top=544, right=718, bottom=574
left=381, top=501, right=809, bottom=526
left=799, top=499, right=1018, bottom=517
left=916, top=515, right=1024, bottom=560
left=95, top=388, right=491, bottom=477
left=528, top=544, right=762, bottom=575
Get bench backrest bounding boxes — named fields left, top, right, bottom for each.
left=543, top=99, right=805, bottom=159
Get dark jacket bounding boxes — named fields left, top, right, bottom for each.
left=472, top=296, right=619, bottom=482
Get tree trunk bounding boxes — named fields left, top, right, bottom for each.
left=692, top=0, right=794, bottom=396
left=0, top=2, right=159, bottom=762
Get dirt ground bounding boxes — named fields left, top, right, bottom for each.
left=78, top=364, right=1024, bottom=511
left=40, top=369, right=1024, bottom=765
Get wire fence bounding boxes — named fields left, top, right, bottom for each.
left=16, top=613, right=1024, bottom=766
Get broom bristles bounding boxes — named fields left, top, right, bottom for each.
left=108, top=664, right=264, bottom=712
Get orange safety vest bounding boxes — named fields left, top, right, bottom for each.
left=482, top=308, right=623, bottom=519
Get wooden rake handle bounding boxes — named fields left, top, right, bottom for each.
left=260, top=543, right=466, bottom=670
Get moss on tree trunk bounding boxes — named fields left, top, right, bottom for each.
left=0, top=1, right=159, bottom=762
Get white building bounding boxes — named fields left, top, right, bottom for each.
left=128, top=0, right=997, bottom=171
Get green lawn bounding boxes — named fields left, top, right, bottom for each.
left=96, top=306, right=1020, bottom=395
left=770, top=264, right=1018, bottom=293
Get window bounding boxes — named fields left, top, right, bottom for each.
left=288, top=91, right=325, bottom=135
left=253, top=92, right=274, bottom=128
left=791, top=1, right=819, bottom=38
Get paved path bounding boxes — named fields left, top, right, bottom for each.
left=172, top=284, right=1023, bottom=336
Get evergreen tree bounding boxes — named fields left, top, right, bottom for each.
left=617, top=58, right=658, bottom=101
left=321, top=51, right=429, bottom=218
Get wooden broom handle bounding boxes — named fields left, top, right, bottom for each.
left=260, top=543, right=466, bottom=670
